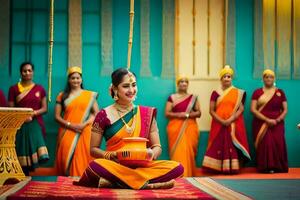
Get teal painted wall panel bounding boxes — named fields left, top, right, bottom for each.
left=150, top=0, right=162, bottom=77
left=32, top=11, right=48, bottom=42
left=112, top=0, right=129, bottom=69
left=82, top=14, right=100, bottom=43
left=11, top=12, right=26, bottom=42
left=54, top=13, right=68, bottom=42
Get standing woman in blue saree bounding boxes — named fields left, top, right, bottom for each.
left=75, top=68, right=184, bottom=189
left=8, top=62, right=49, bottom=174
left=55, top=66, right=99, bottom=176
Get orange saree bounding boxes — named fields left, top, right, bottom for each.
left=167, top=94, right=199, bottom=176
left=55, top=90, right=98, bottom=176
left=76, top=106, right=183, bottom=189
left=202, top=86, right=250, bottom=174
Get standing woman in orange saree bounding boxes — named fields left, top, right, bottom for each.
left=55, top=66, right=99, bottom=176
left=165, top=76, right=201, bottom=176
left=251, top=69, right=288, bottom=173
left=74, top=68, right=183, bottom=189
left=8, top=62, right=49, bottom=174
left=202, top=65, right=251, bottom=174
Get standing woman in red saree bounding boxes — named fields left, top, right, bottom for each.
left=75, top=68, right=183, bottom=189
left=251, top=69, right=288, bottom=173
left=165, top=76, right=201, bottom=177
left=55, top=66, right=99, bottom=176
left=8, top=62, right=49, bottom=174
left=202, top=65, right=251, bottom=174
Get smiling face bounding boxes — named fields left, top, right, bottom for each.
left=263, top=74, right=275, bottom=88
left=20, top=64, right=34, bottom=81
left=68, top=72, right=82, bottom=89
left=177, top=78, right=189, bottom=93
left=115, top=73, right=137, bottom=104
left=221, top=73, right=232, bottom=88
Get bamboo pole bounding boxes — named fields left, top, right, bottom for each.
left=48, top=0, right=54, bottom=102
left=127, top=0, right=135, bottom=69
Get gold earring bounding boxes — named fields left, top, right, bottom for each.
left=114, top=91, right=119, bottom=101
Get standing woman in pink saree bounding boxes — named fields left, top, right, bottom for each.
left=75, top=68, right=183, bottom=189
left=251, top=69, right=288, bottom=173
left=165, top=76, right=201, bottom=177
left=8, top=62, right=49, bottom=174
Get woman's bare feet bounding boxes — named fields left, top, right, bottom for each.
left=144, top=179, right=175, bottom=189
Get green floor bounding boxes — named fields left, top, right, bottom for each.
left=215, top=179, right=300, bottom=200
left=31, top=176, right=57, bottom=182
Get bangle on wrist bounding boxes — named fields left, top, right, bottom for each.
left=150, top=144, right=162, bottom=150
left=185, top=113, right=189, bottom=118
left=103, top=151, right=114, bottom=160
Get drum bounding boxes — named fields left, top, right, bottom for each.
left=117, top=137, right=153, bottom=168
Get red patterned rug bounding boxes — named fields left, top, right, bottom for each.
left=7, top=176, right=216, bottom=200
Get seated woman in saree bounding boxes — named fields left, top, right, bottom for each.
left=251, top=69, right=288, bottom=173
left=55, top=66, right=99, bottom=176
left=74, top=68, right=184, bottom=189
left=165, top=76, right=201, bottom=177
left=202, top=65, right=251, bottom=174
left=0, top=89, right=7, bottom=106
left=8, top=62, right=49, bottom=174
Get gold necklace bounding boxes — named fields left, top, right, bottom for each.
left=116, top=107, right=136, bottom=134
left=114, top=103, right=132, bottom=113
left=176, top=92, right=188, bottom=98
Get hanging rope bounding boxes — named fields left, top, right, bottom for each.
left=127, top=0, right=135, bottom=70
left=48, top=0, right=54, bottom=102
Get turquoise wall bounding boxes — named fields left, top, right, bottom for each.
left=1, top=0, right=300, bottom=168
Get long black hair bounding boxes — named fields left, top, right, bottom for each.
left=110, top=67, right=136, bottom=98
left=61, top=72, right=84, bottom=111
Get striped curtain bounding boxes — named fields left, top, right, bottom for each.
left=254, top=0, right=299, bottom=79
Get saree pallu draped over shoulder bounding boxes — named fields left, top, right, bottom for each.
left=77, top=105, right=184, bottom=189
left=167, top=94, right=199, bottom=177
left=8, top=84, right=49, bottom=170
left=55, top=90, right=98, bottom=176
left=202, top=87, right=250, bottom=174
left=252, top=88, right=288, bottom=172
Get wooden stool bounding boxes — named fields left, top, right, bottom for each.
left=0, top=107, right=33, bottom=185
